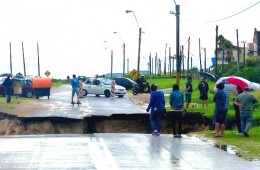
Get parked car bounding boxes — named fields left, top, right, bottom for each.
left=78, top=76, right=87, bottom=82
left=82, top=78, right=126, bottom=98
left=112, top=77, right=136, bottom=90
left=0, top=77, right=34, bottom=98
left=214, top=77, right=260, bottom=92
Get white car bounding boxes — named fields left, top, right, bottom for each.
left=214, top=77, right=260, bottom=92
left=82, top=78, right=126, bottom=98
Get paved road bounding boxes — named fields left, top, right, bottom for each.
left=2, top=85, right=260, bottom=169
left=3, top=85, right=146, bottom=119
left=0, top=134, right=259, bottom=169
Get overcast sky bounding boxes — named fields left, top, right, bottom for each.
left=0, top=0, right=259, bottom=78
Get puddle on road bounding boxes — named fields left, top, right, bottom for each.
left=213, top=144, right=238, bottom=155
left=188, top=133, right=260, bottom=162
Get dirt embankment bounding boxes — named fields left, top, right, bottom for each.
left=0, top=93, right=212, bottom=135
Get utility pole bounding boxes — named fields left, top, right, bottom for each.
left=201, top=47, right=206, bottom=72
left=199, top=38, right=202, bottom=72
left=236, top=29, right=240, bottom=73
left=22, top=42, right=26, bottom=76
left=37, top=43, right=40, bottom=77
left=170, top=3, right=180, bottom=86
left=9, top=42, right=12, bottom=74
left=187, top=37, right=190, bottom=77
left=241, top=41, right=246, bottom=67
left=123, top=43, right=125, bottom=76
left=111, top=50, right=113, bottom=78
left=204, top=48, right=206, bottom=72
left=169, top=47, right=172, bottom=78
left=215, top=25, right=218, bottom=78
left=127, top=58, right=129, bottom=74
left=149, top=52, right=151, bottom=75
left=164, top=43, right=167, bottom=75
left=154, top=53, right=157, bottom=75
left=181, top=45, right=184, bottom=78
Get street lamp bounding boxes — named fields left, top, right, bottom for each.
left=104, top=41, right=113, bottom=78
left=125, top=10, right=142, bottom=76
left=241, top=41, right=246, bottom=67
left=113, top=32, right=126, bottom=76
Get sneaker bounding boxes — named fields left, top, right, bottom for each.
left=236, top=132, right=243, bottom=136
left=152, top=130, right=158, bottom=136
left=154, top=132, right=160, bottom=136
left=177, top=134, right=182, bottom=138
left=243, top=132, right=249, bottom=137
left=173, top=134, right=178, bottom=138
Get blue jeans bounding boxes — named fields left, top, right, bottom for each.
left=150, top=109, right=163, bottom=132
left=240, top=111, right=253, bottom=133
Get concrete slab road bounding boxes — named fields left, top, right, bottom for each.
left=0, top=134, right=259, bottom=169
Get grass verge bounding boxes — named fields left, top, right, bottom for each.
left=197, top=127, right=260, bottom=161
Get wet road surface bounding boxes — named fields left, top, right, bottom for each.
left=6, top=85, right=146, bottom=119
left=0, top=133, right=259, bottom=169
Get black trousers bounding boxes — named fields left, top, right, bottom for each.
left=233, top=104, right=242, bottom=133
left=169, top=111, right=183, bottom=135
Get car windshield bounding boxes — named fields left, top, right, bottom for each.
left=101, top=79, right=112, bottom=85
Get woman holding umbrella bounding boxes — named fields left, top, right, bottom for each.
left=13, top=77, right=23, bottom=104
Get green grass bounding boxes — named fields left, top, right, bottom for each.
left=0, top=96, right=30, bottom=109
left=147, top=76, right=260, bottom=120
left=198, top=127, right=260, bottom=160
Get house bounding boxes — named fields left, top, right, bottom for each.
left=252, top=28, right=260, bottom=56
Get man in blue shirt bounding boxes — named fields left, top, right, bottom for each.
left=71, top=74, right=81, bottom=104
left=146, top=84, right=165, bottom=136
left=169, top=84, right=184, bottom=138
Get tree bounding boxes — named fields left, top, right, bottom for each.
left=217, top=35, right=234, bottom=63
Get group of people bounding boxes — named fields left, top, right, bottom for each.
left=146, top=82, right=184, bottom=138
left=2, top=75, right=23, bottom=104
left=184, top=76, right=258, bottom=138
left=146, top=75, right=258, bottom=138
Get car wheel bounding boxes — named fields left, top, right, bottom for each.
left=118, top=95, right=124, bottom=98
left=83, top=89, right=88, bottom=96
left=25, top=91, right=34, bottom=98
left=104, top=90, right=110, bottom=98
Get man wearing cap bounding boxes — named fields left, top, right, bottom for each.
left=185, top=76, right=193, bottom=109
left=234, top=87, right=258, bottom=137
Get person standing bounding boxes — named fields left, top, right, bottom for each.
left=198, top=77, right=209, bottom=110
left=222, top=85, right=229, bottom=137
left=233, top=86, right=243, bottom=135
left=213, top=82, right=226, bottom=137
left=146, top=84, right=165, bottom=136
left=234, top=87, right=258, bottom=137
left=13, top=78, right=23, bottom=104
left=71, top=74, right=81, bottom=104
left=3, top=75, right=13, bottom=103
left=185, top=76, right=193, bottom=109
left=169, top=84, right=184, bottom=138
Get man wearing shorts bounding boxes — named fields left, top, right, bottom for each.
left=185, top=76, right=193, bottom=109
left=71, top=74, right=81, bottom=104
left=198, top=77, right=209, bottom=109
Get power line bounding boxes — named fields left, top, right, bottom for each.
left=183, top=1, right=260, bottom=24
